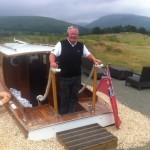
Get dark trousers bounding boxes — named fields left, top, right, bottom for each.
left=59, top=76, right=81, bottom=114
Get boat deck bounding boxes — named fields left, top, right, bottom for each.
left=5, top=96, right=113, bottom=139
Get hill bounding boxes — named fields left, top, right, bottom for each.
left=1, top=15, right=150, bottom=35
left=0, top=16, right=89, bottom=34
left=85, top=14, right=150, bottom=30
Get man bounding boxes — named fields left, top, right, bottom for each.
left=50, top=25, right=102, bottom=114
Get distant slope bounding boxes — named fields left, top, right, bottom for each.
left=85, top=14, right=150, bottom=30
left=0, top=16, right=89, bottom=34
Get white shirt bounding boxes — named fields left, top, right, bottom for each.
left=51, top=40, right=91, bottom=57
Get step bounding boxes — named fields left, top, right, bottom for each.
left=56, top=123, right=117, bottom=150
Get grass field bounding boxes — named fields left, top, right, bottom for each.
left=0, top=32, right=150, bottom=72
left=79, top=33, right=150, bottom=73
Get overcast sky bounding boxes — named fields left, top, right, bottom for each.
left=1, top=0, right=150, bottom=23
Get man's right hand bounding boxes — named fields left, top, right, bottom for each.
left=50, top=62, right=58, bottom=68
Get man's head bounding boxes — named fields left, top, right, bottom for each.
left=67, top=26, right=79, bottom=45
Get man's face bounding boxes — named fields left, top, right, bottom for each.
left=68, top=28, right=79, bottom=44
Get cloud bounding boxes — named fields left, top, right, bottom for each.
left=0, top=0, right=150, bottom=23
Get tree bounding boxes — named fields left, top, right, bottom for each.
left=91, top=27, right=103, bottom=34
left=138, top=27, right=148, bottom=34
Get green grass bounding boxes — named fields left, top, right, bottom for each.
left=0, top=32, right=150, bottom=73
left=79, top=33, right=150, bottom=73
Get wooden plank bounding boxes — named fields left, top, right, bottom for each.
left=78, top=98, right=112, bottom=114
left=5, top=104, right=29, bottom=138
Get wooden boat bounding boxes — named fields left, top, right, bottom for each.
left=0, top=39, right=114, bottom=141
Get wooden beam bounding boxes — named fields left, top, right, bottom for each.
left=92, top=66, right=98, bottom=111
left=51, top=73, right=58, bottom=118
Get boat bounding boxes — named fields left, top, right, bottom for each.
left=0, top=39, right=115, bottom=142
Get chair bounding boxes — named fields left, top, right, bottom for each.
left=125, top=66, right=150, bottom=90
left=81, top=57, right=104, bottom=79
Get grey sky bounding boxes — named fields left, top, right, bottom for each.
left=0, top=0, right=150, bottom=23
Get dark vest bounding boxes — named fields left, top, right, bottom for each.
left=58, top=39, right=83, bottom=78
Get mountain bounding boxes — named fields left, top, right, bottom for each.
left=1, top=15, right=150, bottom=34
left=0, top=16, right=89, bottom=34
left=85, top=14, right=150, bottom=30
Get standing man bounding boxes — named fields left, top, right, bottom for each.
left=50, top=25, right=102, bottom=114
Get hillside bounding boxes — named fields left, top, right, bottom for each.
left=0, top=16, right=89, bottom=34
left=85, top=14, right=150, bottom=30
left=1, top=15, right=150, bottom=35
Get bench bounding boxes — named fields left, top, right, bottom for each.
left=109, top=66, right=133, bottom=80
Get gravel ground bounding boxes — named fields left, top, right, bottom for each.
left=0, top=74, right=150, bottom=150
left=0, top=107, right=65, bottom=150
left=82, top=74, right=150, bottom=150
left=111, top=78, right=150, bottom=150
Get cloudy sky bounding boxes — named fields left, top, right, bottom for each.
left=1, top=0, right=150, bottom=23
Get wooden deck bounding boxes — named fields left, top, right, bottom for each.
left=5, top=96, right=113, bottom=139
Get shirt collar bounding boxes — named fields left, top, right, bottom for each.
left=67, top=38, right=77, bottom=47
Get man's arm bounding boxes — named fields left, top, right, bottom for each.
left=87, top=53, right=102, bottom=64
left=49, top=53, right=58, bottom=68
left=83, top=45, right=102, bottom=65
left=49, top=42, right=61, bottom=68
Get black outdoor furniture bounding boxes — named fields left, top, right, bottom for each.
left=82, top=57, right=105, bottom=79
left=109, top=66, right=133, bottom=80
left=125, top=66, right=150, bottom=90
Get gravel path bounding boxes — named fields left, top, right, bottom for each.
left=111, top=78, right=150, bottom=150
